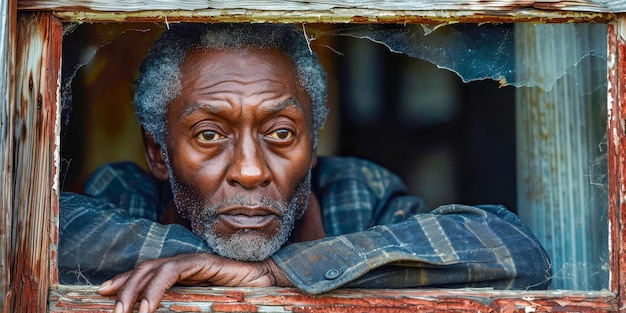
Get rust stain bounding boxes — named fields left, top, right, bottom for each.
left=222, top=290, right=245, bottom=301
left=351, top=16, right=372, bottom=23
left=497, top=75, right=507, bottom=88
left=163, top=289, right=247, bottom=303
left=169, top=304, right=203, bottom=312
left=212, top=303, right=259, bottom=312
left=293, top=306, right=419, bottom=313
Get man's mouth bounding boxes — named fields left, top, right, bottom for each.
left=217, top=207, right=279, bottom=229
left=219, top=214, right=276, bottom=229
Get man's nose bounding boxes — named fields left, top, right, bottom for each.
left=227, top=135, right=272, bottom=189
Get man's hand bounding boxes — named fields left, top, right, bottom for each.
left=98, top=253, right=293, bottom=313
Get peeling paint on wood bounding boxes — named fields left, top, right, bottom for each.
left=14, top=0, right=626, bottom=13
left=48, top=286, right=619, bottom=312
left=0, top=0, right=16, bottom=311
left=4, top=3, right=626, bottom=313
left=608, top=14, right=626, bottom=312
left=45, top=9, right=614, bottom=24
left=8, top=12, right=61, bottom=313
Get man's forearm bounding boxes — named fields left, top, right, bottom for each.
left=272, top=204, right=551, bottom=294
left=59, top=192, right=211, bottom=284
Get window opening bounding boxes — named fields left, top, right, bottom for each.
left=60, top=22, right=609, bottom=291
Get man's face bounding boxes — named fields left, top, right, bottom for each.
left=162, top=48, right=315, bottom=261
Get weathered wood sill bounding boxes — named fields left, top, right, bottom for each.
left=49, top=285, right=618, bottom=312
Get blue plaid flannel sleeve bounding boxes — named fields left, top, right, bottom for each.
left=272, top=157, right=551, bottom=294
left=58, top=162, right=211, bottom=284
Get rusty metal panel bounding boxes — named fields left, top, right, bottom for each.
left=8, top=12, right=61, bottom=313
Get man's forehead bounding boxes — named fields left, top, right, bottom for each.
left=180, top=98, right=304, bottom=118
left=180, top=48, right=300, bottom=88
left=184, top=47, right=295, bottom=70
left=175, top=47, right=313, bottom=116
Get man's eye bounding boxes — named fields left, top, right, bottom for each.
left=268, top=129, right=293, bottom=140
left=197, top=131, right=223, bottom=141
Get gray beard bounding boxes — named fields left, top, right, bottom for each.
left=168, top=168, right=311, bottom=261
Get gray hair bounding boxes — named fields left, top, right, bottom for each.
left=134, top=23, right=329, bottom=147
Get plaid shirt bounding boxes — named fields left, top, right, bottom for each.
left=59, top=157, right=551, bottom=293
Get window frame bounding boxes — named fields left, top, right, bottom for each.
left=3, top=1, right=626, bottom=312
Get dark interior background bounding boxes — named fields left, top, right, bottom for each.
left=61, top=23, right=517, bottom=212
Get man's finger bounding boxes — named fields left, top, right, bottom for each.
left=114, top=263, right=165, bottom=313
left=98, top=271, right=132, bottom=296
left=138, top=298, right=151, bottom=313
left=137, top=268, right=181, bottom=313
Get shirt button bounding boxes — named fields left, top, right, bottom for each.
left=325, top=268, right=342, bottom=280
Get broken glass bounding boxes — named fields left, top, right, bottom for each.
left=304, top=23, right=607, bottom=94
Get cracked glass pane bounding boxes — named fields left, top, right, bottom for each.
left=304, top=23, right=607, bottom=93
left=61, top=22, right=609, bottom=290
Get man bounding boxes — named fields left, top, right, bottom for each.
left=59, top=23, right=551, bottom=313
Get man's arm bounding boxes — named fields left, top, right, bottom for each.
left=272, top=203, right=552, bottom=294
left=59, top=162, right=215, bottom=284
left=285, top=156, right=550, bottom=292
left=94, top=203, right=550, bottom=313
left=59, top=192, right=211, bottom=284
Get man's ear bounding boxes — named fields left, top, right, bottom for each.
left=311, top=153, right=317, bottom=168
left=142, top=130, right=170, bottom=181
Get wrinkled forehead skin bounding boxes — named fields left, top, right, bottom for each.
left=169, top=47, right=315, bottom=137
